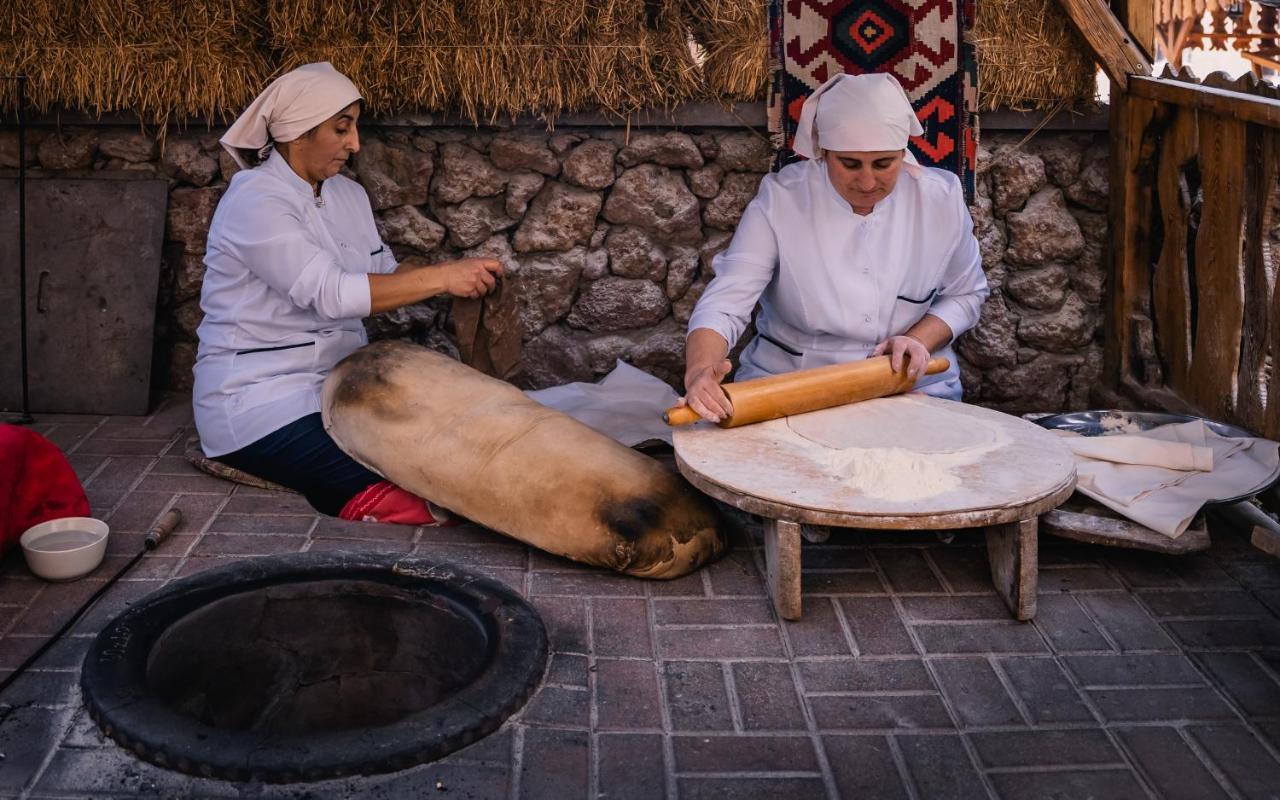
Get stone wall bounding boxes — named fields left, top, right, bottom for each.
left=0, top=124, right=1110, bottom=413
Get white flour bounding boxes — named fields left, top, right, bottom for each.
left=813, top=447, right=962, bottom=502
left=1100, top=413, right=1142, bottom=434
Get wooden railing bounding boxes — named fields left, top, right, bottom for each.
left=1106, top=68, right=1280, bottom=436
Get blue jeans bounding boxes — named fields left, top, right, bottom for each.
left=216, top=413, right=381, bottom=516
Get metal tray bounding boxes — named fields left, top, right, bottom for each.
left=1034, top=410, right=1280, bottom=505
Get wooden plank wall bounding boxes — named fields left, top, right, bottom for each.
left=1107, top=69, right=1280, bottom=437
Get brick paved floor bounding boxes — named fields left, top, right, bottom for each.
left=2, top=397, right=1280, bottom=799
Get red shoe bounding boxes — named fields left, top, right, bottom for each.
left=338, top=481, right=459, bottom=526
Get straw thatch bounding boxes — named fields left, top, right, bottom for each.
left=972, top=0, right=1100, bottom=112
left=0, top=0, right=1107, bottom=122
left=0, top=0, right=271, bottom=124
left=683, top=0, right=770, bottom=101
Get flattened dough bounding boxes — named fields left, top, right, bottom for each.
left=786, top=397, right=997, bottom=453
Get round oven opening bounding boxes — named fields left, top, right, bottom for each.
left=82, top=553, right=547, bottom=783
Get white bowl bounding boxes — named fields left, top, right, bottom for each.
left=20, top=517, right=110, bottom=582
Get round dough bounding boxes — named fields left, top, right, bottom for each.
left=786, top=397, right=997, bottom=453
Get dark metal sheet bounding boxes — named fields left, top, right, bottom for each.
left=0, top=173, right=168, bottom=414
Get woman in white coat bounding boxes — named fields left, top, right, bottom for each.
left=194, top=62, right=503, bottom=522
left=681, top=73, right=989, bottom=423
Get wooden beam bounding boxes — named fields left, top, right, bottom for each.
left=1056, top=0, right=1152, bottom=90
left=1130, top=75, right=1280, bottom=129
left=1113, top=0, right=1155, bottom=61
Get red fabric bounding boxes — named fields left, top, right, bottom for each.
left=0, top=424, right=91, bottom=557
left=338, top=481, right=457, bottom=526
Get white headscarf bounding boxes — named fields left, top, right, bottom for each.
left=220, top=62, right=362, bottom=169
left=793, top=73, right=924, bottom=166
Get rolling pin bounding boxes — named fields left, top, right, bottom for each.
left=664, top=355, right=949, bottom=428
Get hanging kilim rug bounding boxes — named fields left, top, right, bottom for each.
left=768, top=0, right=978, bottom=200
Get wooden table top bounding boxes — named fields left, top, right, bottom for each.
left=674, top=395, right=1077, bottom=530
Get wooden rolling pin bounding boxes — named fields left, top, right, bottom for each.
left=664, top=355, right=949, bottom=428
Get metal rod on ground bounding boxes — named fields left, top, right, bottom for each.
left=0, top=508, right=182, bottom=698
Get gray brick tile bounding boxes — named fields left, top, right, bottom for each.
left=664, top=661, right=734, bottom=731
left=1258, top=589, right=1280, bottom=618
left=1063, top=654, right=1205, bottom=687
left=546, top=653, right=589, bottom=687
left=802, top=570, right=887, bottom=594
left=659, top=626, right=785, bottom=659
left=312, top=515, right=417, bottom=541
left=415, top=543, right=527, bottom=567
left=102, top=490, right=185, bottom=534
left=598, top=734, right=664, bottom=800
left=221, top=491, right=314, bottom=515
left=998, top=657, right=1096, bottom=723
left=840, top=597, right=918, bottom=655
left=175, top=555, right=241, bottom=577
left=970, top=730, right=1120, bottom=768
left=784, top=598, right=855, bottom=656
left=520, top=685, right=589, bottom=727
left=706, top=551, right=766, bottom=596
left=824, top=735, right=909, bottom=800
left=134, top=473, right=233, bottom=494
left=646, top=572, right=707, bottom=597
left=678, top=777, right=827, bottom=800
left=1221, top=561, right=1280, bottom=591
left=1034, top=593, right=1113, bottom=652
left=802, top=546, right=872, bottom=570
left=351, top=763, right=510, bottom=797
left=1115, top=726, right=1231, bottom=800
left=1078, top=593, right=1177, bottom=651
left=989, top=769, right=1147, bottom=800
left=8, top=580, right=102, bottom=636
left=810, top=694, right=953, bottom=730
left=1038, top=567, right=1123, bottom=592
left=914, top=623, right=1048, bottom=655
left=930, top=658, right=1023, bottom=727
left=531, top=571, right=645, bottom=597
left=900, top=595, right=1008, bottom=622
left=1139, top=589, right=1273, bottom=618
left=653, top=598, right=774, bottom=626
left=928, top=548, right=999, bottom=592
left=593, top=598, right=653, bottom=658
left=0, top=669, right=76, bottom=707
left=206, top=513, right=315, bottom=535
left=530, top=596, right=588, bottom=653
left=1195, top=652, right=1280, bottom=716
left=896, top=734, right=988, bottom=800
left=673, top=735, right=818, bottom=772
left=874, top=549, right=946, bottom=593
left=0, top=578, right=41, bottom=607
left=309, top=538, right=412, bottom=555
left=1167, top=618, right=1280, bottom=649
left=597, top=658, right=662, bottom=730
left=85, top=455, right=152, bottom=489
left=32, top=744, right=192, bottom=796
left=75, top=435, right=171, bottom=456
left=733, top=662, right=807, bottom=731
left=1087, top=687, right=1237, bottom=722
left=799, top=658, right=933, bottom=693
left=1187, top=724, right=1280, bottom=800
left=191, top=533, right=308, bottom=556
left=520, top=728, right=589, bottom=799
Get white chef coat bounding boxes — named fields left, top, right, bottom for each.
left=193, top=150, right=398, bottom=457
left=687, top=159, right=989, bottom=399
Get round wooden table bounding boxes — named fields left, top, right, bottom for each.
left=674, top=395, right=1076, bottom=621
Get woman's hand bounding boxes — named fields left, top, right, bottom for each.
left=680, top=359, right=734, bottom=423
left=873, top=335, right=931, bottom=381
left=441, top=258, right=504, bottom=298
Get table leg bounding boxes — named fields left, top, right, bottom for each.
left=763, top=518, right=802, bottom=620
left=986, top=517, right=1038, bottom=620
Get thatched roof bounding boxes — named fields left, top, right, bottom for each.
left=1, top=0, right=767, bottom=124
left=1, top=1, right=1097, bottom=123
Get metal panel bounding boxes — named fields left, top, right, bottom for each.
left=0, top=173, right=168, bottom=415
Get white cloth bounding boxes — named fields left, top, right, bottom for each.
left=687, top=158, right=989, bottom=400
left=194, top=150, right=398, bottom=457
left=220, top=62, right=361, bottom=170
left=794, top=73, right=924, bottom=164
left=527, top=361, right=679, bottom=446
left=1062, top=422, right=1280, bottom=538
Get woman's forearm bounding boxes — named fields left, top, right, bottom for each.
left=685, top=328, right=731, bottom=380
left=367, top=268, right=447, bottom=315
left=902, top=313, right=954, bottom=352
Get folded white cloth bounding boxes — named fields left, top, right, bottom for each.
left=1060, top=421, right=1279, bottom=538
left=526, top=361, right=678, bottom=447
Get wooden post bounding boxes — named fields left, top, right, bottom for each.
left=986, top=518, right=1038, bottom=620
left=1113, top=0, right=1155, bottom=61
left=763, top=518, right=802, bottom=621
left=1056, top=0, right=1153, bottom=90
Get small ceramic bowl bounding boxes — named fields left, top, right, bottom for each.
left=20, top=517, right=110, bottom=582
